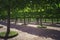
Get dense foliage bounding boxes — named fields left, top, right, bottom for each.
left=0, top=0, right=60, bottom=19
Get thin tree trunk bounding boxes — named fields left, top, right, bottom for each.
left=39, top=8, right=43, bottom=27
left=24, top=17, right=26, bottom=25
left=51, top=18, right=54, bottom=24
left=4, top=0, right=10, bottom=40
left=44, top=18, right=46, bottom=23
left=15, top=17, right=18, bottom=24
left=56, top=18, right=59, bottom=23
left=20, top=18, right=22, bottom=23
left=36, top=18, right=39, bottom=24
left=28, top=18, right=30, bottom=23
left=56, top=0, right=59, bottom=23
left=4, top=6, right=10, bottom=40
left=40, top=18, right=43, bottom=27
left=24, top=13, right=26, bottom=25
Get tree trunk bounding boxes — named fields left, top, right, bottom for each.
left=51, top=18, right=54, bottom=24
left=39, top=8, right=43, bottom=27
left=24, top=17, right=26, bottom=25
left=40, top=18, right=43, bottom=26
left=44, top=18, right=46, bottom=23
left=36, top=18, right=39, bottom=24
left=4, top=0, right=10, bottom=40
left=56, top=18, right=59, bottom=23
left=24, top=13, right=26, bottom=25
left=28, top=18, right=30, bottom=23
left=15, top=17, right=18, bottom=24
left=20, top=18, right=22, bottom=23
left=4, top=6, right=10, bottom=40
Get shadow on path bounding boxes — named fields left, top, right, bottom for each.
left=0, top=21, right=60, bottom=40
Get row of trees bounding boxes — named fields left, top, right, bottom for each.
left=0, top=0, right=60, bottom=24
left=0, top=0, right=60, bottom=40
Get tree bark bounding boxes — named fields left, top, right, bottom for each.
left=24, top=12, right=26, bottom=25
left=4, top=7, right=10, bottom=40
left=4, top=0, right=10, bottom=40
left=44, top=18, right=46, bottom=23
left=56, top=18, right=59, bottom=23
left=36, top=18, right=39, bottom=24
left=15, top=17, right=18, bottom=24
left=51, top=18, right=54, bottom=24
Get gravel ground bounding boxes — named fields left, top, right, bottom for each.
left=0, top=26, right=55, bottom=40
left=0, top=22, right=60, bottom=40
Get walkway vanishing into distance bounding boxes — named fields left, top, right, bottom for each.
left=0, top=21, right=60, bottom=40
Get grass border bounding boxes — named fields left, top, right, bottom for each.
left=0, top=31, right=18, bottom=39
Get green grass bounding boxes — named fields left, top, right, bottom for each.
left=0, top=31, right=18, bottom=38
left=37, top=25, right=47, bottom=28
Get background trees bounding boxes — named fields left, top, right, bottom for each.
left=0, top=0, right=60, bottom=27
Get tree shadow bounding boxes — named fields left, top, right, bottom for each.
left=11, top=24, right=60, bottom=40
left=25, top=21, right=60, bottom=27
left=0, top=21, right=60, bottom=40
left=45, top=23, right=60, bottom=27
left=38, top=22, right=60, bottom=27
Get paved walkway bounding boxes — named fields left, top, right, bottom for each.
left=0, top=21, right=60, bottom=40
